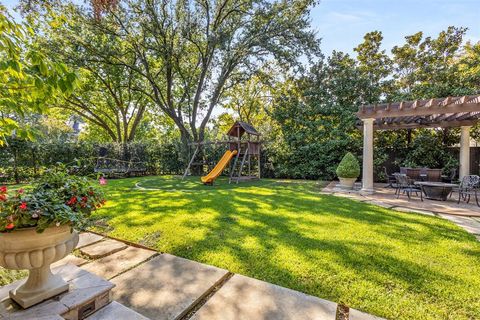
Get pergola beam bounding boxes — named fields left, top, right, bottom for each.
left=358, top=102, right=480, bottom=119
left=357, top=95, right=480, bottom=120
left=363, top=119, right=479, bottom=131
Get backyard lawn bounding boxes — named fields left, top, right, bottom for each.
left=88, top=176, right=480, bottom=320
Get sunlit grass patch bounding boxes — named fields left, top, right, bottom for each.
left=91, top=176, right=480, bottom=319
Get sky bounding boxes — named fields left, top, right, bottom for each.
left=311, top=0, right=479, bottom=56
left=2, top=0, right=479, bottom=56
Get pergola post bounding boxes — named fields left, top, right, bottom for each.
left=459, top=125, right=471, bottom=180
left=361, top=118, right=375, bottom=194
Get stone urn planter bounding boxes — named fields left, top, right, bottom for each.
left=0, top=225, right=79, bottom=308
left=338, top=177, right=356, bottom=189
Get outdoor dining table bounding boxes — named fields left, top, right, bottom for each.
left=414, top=181, right=458, bottom=201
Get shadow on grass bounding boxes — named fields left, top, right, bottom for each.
left=94, top=176, right=480, bottom=320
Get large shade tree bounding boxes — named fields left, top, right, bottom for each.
left=40, top=18, right=150, bottom=144
left=43, top=0, right=320, bottom=149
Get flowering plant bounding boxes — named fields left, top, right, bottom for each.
left=0, top=167, right=105, bottom=233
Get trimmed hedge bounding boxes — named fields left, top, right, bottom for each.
left=336, top=152, right=360, bottom=179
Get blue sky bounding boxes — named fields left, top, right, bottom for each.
left=311, top=0, right=479, bottom=55
left=2, top=0, right=479, bottom=56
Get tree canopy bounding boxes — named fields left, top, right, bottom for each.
left=35, top=0, right=320, bottom=148
left=0, top=7, right=77, bottom=145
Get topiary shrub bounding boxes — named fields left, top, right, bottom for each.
left=336, top=152, right=360, bottom=178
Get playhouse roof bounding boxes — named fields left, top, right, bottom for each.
left=227, top=121, right=260, bottom=138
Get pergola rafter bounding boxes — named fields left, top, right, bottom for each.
left=356, top=95, right=480, bottom=131
left=356, top=95, right=480, bottom=194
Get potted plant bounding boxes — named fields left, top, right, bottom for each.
left=0, top=167, right=105, bottom=308
left=336, top=152, right=360, bottom=189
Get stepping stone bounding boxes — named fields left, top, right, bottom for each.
left=111, top=254, right=228, bottom=320
left=192, top=274, right=337, bottom=320
left=77, top=232, right=104, bottom=249
left=80, top=239, right=128, bottom=259
left=350, top=308, right=385, bottom=320
left=82, top=246, right=157, bottom=279
left=439, top=214, right=480, bottom=235
left=52, top=254, right=88, bottom=268
left=86, top=301, right=150, bottom=320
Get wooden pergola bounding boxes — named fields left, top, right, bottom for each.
left=356, top=95, right=480, bottom=194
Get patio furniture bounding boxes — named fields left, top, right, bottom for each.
left=406, top=168, right=422, bottom=181
left=442, top=168, right=457, bottom=183
left=383, top=167, right=396, bottom=188
left=419, top=167, right=428, bottom=181
left=394, top=173, right=420, bottom=199
left=455, top=175, right=480, bottom=206
left=415, top=181, right=458, bottom=201
left=426, top=169, right=443, bottom=182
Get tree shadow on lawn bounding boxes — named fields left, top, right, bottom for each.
left=177, top=192, right=480, bottom=318
left=96, top=181, right=480, bottom=319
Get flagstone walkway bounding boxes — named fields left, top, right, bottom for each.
left=53, top=232, right=384, bottom=320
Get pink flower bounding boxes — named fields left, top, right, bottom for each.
left=17, top=189, right=24, bottom=194
left=0, top=194, right=6, bottom=202
left=99, top=177, right=107, bottom=185
left=0, top=186, right=6, bottom=194
left=19, top=202, right=27, bottom=210
left=5, top=223, right=14, bottom=230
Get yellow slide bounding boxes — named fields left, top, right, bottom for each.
left=201, top=150, right=238, bottom=185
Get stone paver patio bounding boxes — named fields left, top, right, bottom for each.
left=41, top=232, right=384, bottom=320
left=323, top=181, right=480, bottom=240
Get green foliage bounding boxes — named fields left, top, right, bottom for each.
left=270, top=52, right=363, bottom=179
left=271, top=27, right=479, bottom=180
left=0, top=166, right=105, bottom=233
left=0, top=7, right=78, bottom=145
left=336, top=152, right=360, bottom=178
left=402, top=131, right=459, bottom=172
left=32, top=0, right=320, bottom=150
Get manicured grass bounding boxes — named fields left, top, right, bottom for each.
left=90, top=176, right=480, bottom=319
left=2, top=176, right=480, bottom=319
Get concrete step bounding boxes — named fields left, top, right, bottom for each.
left=0, top=264, right=114, bottom=320
left=86, top=301, right=150, bottom=320
left=80, top=239, right=128, bottom=259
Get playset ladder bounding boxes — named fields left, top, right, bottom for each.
left=229, top=145, right=249, bottom=184
left=182, top=145, right=200, bottom=180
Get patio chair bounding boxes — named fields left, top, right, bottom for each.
left=394, top=173, right=420, bottom=199
left=442, top=168, right=457, bottom=183
left=455, top=175, right=480, bottom=206
left=383, top=167, right=396, bottom=188
left=426, top=169, right=442, bottom=182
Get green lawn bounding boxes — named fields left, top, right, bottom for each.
left=2, top=176, right=479, bottom=319
left=88, top=176, right=480, bottom=320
